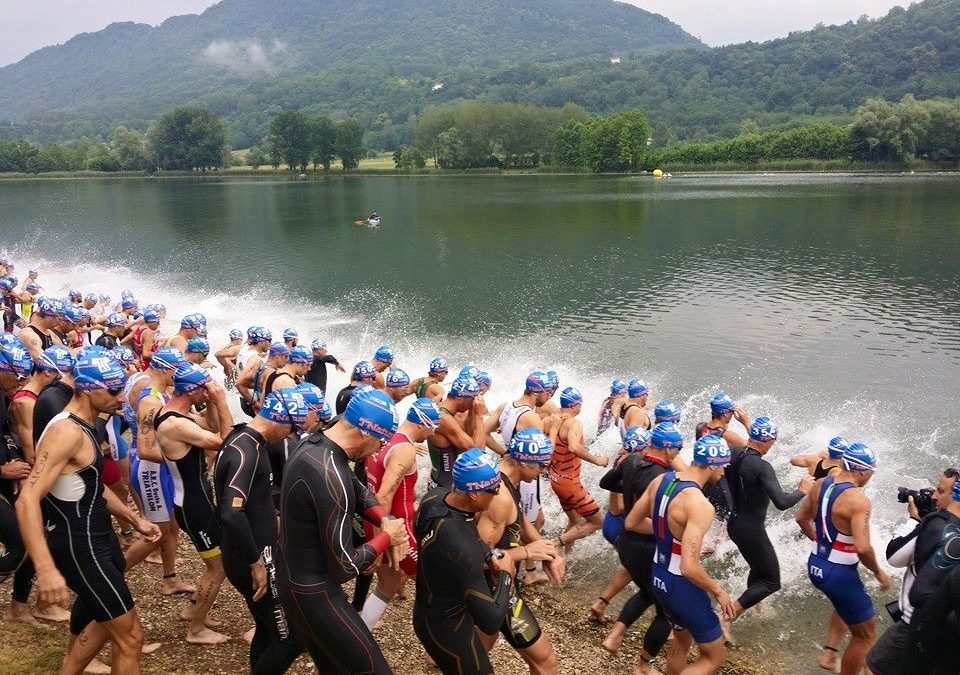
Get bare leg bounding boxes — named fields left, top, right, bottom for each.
left=820, top=611, right=846, bottom=672
left=60, top=610, right=144, bottom=675
left=559, top=511, right=603, bottom=551
left=840, top=617, right=875, bottom=675
left=666, top=629, right=692, bottom=675
left=682, top=637, right=725, bottom=675
left=184, top=554, right=228, bottom=644
left=517, top=633, right=558, bottom=675
left=159, top=521, right=193, bottom=596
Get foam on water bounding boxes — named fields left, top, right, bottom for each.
left=6, top=249, right=943, bottom=629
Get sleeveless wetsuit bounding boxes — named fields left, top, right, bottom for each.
left=157, top=411, right=221, bottom=558
left=813, top=458, right=837, bottom=480
left=807, top=476, right=874, bottom=625
left=129, top=386, right=175, bottom=523
left=650, top=471, right=723, bottom=644
left=25, top=324, right=51, bottom=351
left=493, top=475, right=543, bottom=649
left=618, top=403, right=650, bottom=439
left=214, top=423, right=301, bottom=673
left=40, top=413, right=134, bottom=636
left=413, top=488, right=512, bottom=675
left=275, top=431, right=392, bottom=673
left=364, top=431, right=419, bottom=575
left=548, top=426, right=600, bottom=518
left=428, top=405, right=459, bottom=488
left=499, top=402, right=541, bottom=523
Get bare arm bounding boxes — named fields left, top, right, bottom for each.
left=19, top=327, right=44, bottom=361
left=141, top=329, right=157, bottom=362
left=850, top=501, right=880, bottom=574
left=376, top=443, right=416, bottom=509
left=438, top=412, right=481, bottom=451
left=236, top=355, right=261, bottom=401
left=679, top=494, right=734, bottom=616
left=9, top=400, right=35, bottom=465
left=795, top=481, right=820, bottom=541
left=624, top=474, right=661, bottom=534
left=136, top=398, right=163, bottom=462
left=790, top=453, right=819, bottom=469
left=565, top=419, right=607, bottom=467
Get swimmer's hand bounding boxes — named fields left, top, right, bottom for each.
left=875, top=569, right=892, bottom=592
left=250, top=561, right=268, bottom=601
left=798, top=476, right=815, bottom=495
left=595, top=455, right=610, bottom=468
left=136, top=518, right=162, bottom=544
left=335, top=364, right=346, bottom=373
left=414, top=442, right=428, bottom=458
left=713, top=588, right=737, bottom=620
left=205, top=380, right=226, bottom=399
left=382, top=518, right=409, bottom=570
left=544, top=554, right=566, bottom=585
left=36, top=566, right=69, bottom=607
left=489, top=553, right=516, bottom=578
left=523, top=539, right=558, bottom=562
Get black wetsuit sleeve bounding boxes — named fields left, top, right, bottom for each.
left=216, top=444, right=261, bottom=566
left=756, top=458, right=804, bottom=510
left=439, top=521, right=512, bottom=633
left=321, top=355, right=339, bottom=366
left=351, top=473, right=383, bottom=524
left=314, top=459, right=389, bottom=584
left=599, top=461, right=625, bottom=493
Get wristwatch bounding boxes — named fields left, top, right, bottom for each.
left=484, top=547, right=505, bottom=565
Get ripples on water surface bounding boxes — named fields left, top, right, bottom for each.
left=2, top=172, right=959, bottom=669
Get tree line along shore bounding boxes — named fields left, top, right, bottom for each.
left=1, top=96, right=958, bottom=177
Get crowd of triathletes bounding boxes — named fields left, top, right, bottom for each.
left=0, top=255, right=958, bottom=675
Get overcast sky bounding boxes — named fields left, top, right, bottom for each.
left=0, top=0, right=912, bottom=67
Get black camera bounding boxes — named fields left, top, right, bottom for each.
left=898, top=487, right=937, bottom=518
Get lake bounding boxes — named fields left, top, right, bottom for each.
left=3, top=172, right=959, bottom=670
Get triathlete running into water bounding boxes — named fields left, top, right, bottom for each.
left=628, top=434, right=738, bottom=675
left=597, top=378, right=627, bottom=436
left=304, top=338, right=345, bottom=393
left=276, top=386, right=407, bottom=673
left=430, top=376, right=488, bottom=488
left=790, top=436, right=849, bottom=479
left=614, top=379, right=652, bottom=437
left=795, top=442, right=890, bottom=675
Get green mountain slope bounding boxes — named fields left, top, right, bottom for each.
left=0, top=0, right=699, bottom=122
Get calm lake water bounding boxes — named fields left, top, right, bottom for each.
left=3, top=172, right=959, bottom=670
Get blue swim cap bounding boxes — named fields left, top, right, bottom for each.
left=84, top=293, right=97, bottom=303
left=450, top=376, right=480, bottom=399
left=353, top=360, right=376, bottom=381
left=623, top=426, right=652, bottom=453
left=294, top=382, right=325, bottom=410
left=121, top=297, right=137, bottom=311
left=509, top=428, right=553, bottom=464
left=0, top=336, right=33, bottom=378
left=283, top=328, right=298, bottom=341
left=98, top=293, right=110, bottom=304
left=105, top=312, right=126, bottom=328
left=0, top=277, right=13, bottom=292
left=827, top=436, right=849, bottom=459
left=628, top=379, right=649, bottom=398
left=343, top=385, right=399, bottom=441
left=247, top=326, right=259, bottom=339
left=63, top=305, right=86, bottom=325
left=546, top=370, right=560, bottom=390
left=36, top=296, right=63, bottom=318
left=475, top=371, right=492, bottom=389
left=654, top=400, right=682, bottom=424
left=68, top=289, right=81, bottom=301
left=428, top=356, right=448, bottom=376
left=407, top=397, right=441, bottom=428
left=311, top=338, right=327, bottom=351
left=258, top=388, right=309, bottom=428
left=560, top=386, right=582, bottom=409
left=186, top=337, right=209, bottom=354
left=317, top=401, right=333, bottom=422
left=150, top=346, right=186, bottom=371
left=288, top=345, right=312, bottom=365
left=692, top=435, right=731, bottom=467
left=952, top=480, right=960, bottom=504
left=73, top=347, right=127, bottom=392
left=112, top=346, right=136, bottom=366
left=459, top=365, right=480, bottom=380
left=229, top=329, right=243, bottom=341
left=610, top=379, right=628, bottom=396
left=121, top=290, right=134, bottom=299
left=250, top=327, right=272, bottom=344
left=374, top=344, right=394, bottom=365
left=180, top=314, right=203, bottom=330
left=268, top=342, right=290, bottom=358
left=709, top=391, right=736, bottom=416
left=842, top=442, right=877, bottom=473
left=651, top=422, right=684, bottom=450
left=525, top=370, right=551, bottom=394
left=142, top=309, right=160, bottom=324
left=36, top=345, right=74, bottom=374
left=25, top=282, right=40, bottom=293
left=749, top=416, right=779, bottom=442
left=452, top=449, right=501, bottom=493
left=385, top=368, right=410, bottom=388
left=173, top=362, right=211, bottom=394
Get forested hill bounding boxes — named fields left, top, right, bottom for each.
left=0, top=0, right=698, bottom=123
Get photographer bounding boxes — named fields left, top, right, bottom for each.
left=867, top=469, right=960, bottom=674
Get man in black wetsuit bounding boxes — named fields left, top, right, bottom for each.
left=414, top=448, right=516, bottom=675
left=16, top=347, right=161, bottom=675
left=276, top=385, right=407, bottom=673
left=335, top=359, right=376, bottom=414
left=95, top=313, right=127, bottom=351
left=726, top=416, right=812, bottom=623
left=213, top=387, right=308, bottom=674
left=607, top=422, right=685, bottom=672
left=304, top=338, right=344, bottom=394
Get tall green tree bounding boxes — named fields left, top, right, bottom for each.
left=246, top=145, right=265, bottom=169
left=308, top=116, right=337, bottom=170
left=267, top=111, right=312, bottom=172
left=335, top=119, right=365, bottom=171
left=611, top=109, right=651, bottom=171
left=111, top=126, right=147, bottom=171
left=148, top=106, right=227, bottom=171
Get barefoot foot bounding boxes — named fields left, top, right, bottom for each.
left=142, top=642, right=162, bottom=655
left=161, top=577, right=196, bottom=596
left=186, top=628, right=230, bottom=645
left=83, top=658, right=111, bottom=674
left=243, top=627, right=255, bottom=645
left=33, top=603, right=71, bottom=622
left=522, top=570, right=549, bottom=586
